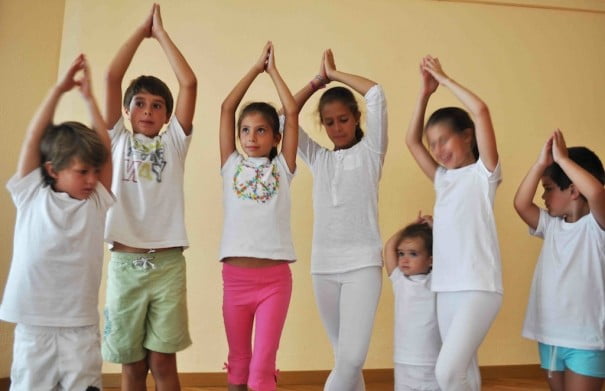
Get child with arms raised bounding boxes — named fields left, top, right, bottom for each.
left=384, top=217, right=441, bottom=391
left=287, top=49, right=387, bottom=391
left=406, top=56, right=502, bottom=391
left=102, top=4, right=197, bottom=390
left=514, top=130, right=605, bottom=391
left=219, top=42, right=298, bottom=391
left=0, top=54, right=113, bottom=390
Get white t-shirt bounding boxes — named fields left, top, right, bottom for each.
left=105, top=116, right=191, bottom=249
left=219, top=151, right=296, bottom=261
left=0, top=169, right=114, bottom=326
left=432, top=159, right=503, bottom=293
left=296, top=84, right=388, bottom=274
left=522, top=209, right=605, bottom=350
left=391, top=269, right=441, bottom=365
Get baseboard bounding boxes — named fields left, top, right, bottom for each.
left=0, top=364, right=543, bottom=389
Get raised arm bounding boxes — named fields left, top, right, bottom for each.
left=17, top=55, right=86, bottom=178
left=513, top=136, right=553, bottom=230
left=151, top=4, right=197, bottom=134
left=219, top=42, right=270, bottom=166
left=552, top=130, right=605, bottom=228
left=324, top=49, right=376, bottom=96
left=384, top=229, right=402, bottom=276
left=80, top=58, right=112, bottom=191
left=287, top=50, right=330, bottom=114
left=265, top=46, right=298, bottom=172
left=422, top=56, right=498, bottom=171
left=406, top=61, right=439, bottom=181
left=105, top=4, right=153, bottom=128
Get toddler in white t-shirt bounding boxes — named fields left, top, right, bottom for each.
left=385, top=217, right=440, bottom=391
left=0, top=54, right=113, bottom=390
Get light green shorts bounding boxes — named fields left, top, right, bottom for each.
left=102, top=249, right=191, bottom=364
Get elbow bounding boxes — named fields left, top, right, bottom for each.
left=182, top=75, right=198, bottom=90
left=474, top=102, right=490, bottom=118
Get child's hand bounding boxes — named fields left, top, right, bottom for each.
left=140, top=3, right=154, bottom=38
left=416, top=210, right=434, bottom=228
left=422, top=55, right=449, bottom=85
left=552, top=129, right=569, bottom=163
left=537, top=134, right=554, bottom=168
left=324, top=49, right=337, bottom=81
left=317, top=50, right=329, bottom=85
left=151, top=3, right=165, bottom=39
left=265, top=44, right=276, bottom=74
left=254, top=41, right=272, bottom=74
left=78, top=57, right=94, bottom=100
left=419, top=59, right=438, bottom=97
left=57, top=54, right=86, bottom=93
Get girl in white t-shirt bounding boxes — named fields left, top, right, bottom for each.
left=219, top=42, right=298, bottom=391
left=384, top=218, right=441, bottom=391
left=287, top=49, right=387, bottom=391
left=406, top=56, right=503, bottom=391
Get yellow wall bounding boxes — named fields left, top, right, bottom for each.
left=0, top=0, right=66, bottom=377
left=1, top=0, right=605, bottom=377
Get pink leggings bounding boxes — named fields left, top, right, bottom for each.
left=222, top=263, right=292, bottom=391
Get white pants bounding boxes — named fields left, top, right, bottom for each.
left=312, top=266, right=382, bottom=391
left=435, top=291, right=502, bottom=391
left=395, top=363, right=440, bottom=391
left=11, top=324, right=102, bottom=391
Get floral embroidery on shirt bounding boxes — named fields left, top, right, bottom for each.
left=232, top=158, right=280, bottom=203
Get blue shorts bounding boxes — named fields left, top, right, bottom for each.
left=539, top=343, right=605, bottom=378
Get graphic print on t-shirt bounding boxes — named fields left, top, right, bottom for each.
left=232, top=159, right=280, bottom=203
left=122, top=135, right=167, bottom=183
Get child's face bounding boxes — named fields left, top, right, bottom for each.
left=125, top=91, right=169, bottom=137
left=320, top=101, right=359, bottom=150
left=397, top=237, right=432, bottom=276
left=426, top=123, right=475, bottom=169
left=239, top=112, right=280, bottom=159
left=541, top=176, right=572, bottom=217
left=46, top=157, right=100, bottom=200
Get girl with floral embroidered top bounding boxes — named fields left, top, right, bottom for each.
left=285, top=49, right=387, bottom=391
left=218, top=41, right=298, bottom=391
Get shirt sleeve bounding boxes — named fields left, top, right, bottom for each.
left=220, top=151, right=240, bottom=176
left=477, top=157, right=502, bottom=184
left=163, top=116, right=192, bottom=162
left=279, top=115, right=323, bottom=168
left=530, top=208, right=551, bottom=239
left=6, top=168, right=43, bottom=208
left=362, top=84, right=388, bottom=156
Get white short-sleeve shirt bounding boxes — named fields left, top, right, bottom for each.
left=0, top=169, right=114, bottom=326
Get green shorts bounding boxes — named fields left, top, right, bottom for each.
left=102, top=249, right=191, bottom=364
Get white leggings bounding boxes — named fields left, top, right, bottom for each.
left=435, top=291, right=502, bottom=391
left=312, top=266, right=382, bottom=391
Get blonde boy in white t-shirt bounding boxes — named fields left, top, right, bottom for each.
left=0, top=54, right=113, bottom=390
left=385, top=218, right=441, bottom=391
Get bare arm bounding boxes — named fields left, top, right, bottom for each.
left=384, top=229, right=402, bottom=276
left=552, top=129, right=605, bottom=228
left=18, top=55, right=87, bottom=178
left=324, top=49, right=376, bottom=96
left=80, top=59, right=112, bottom=191
left=423, top=56, right=498, bottom=171
left=513, top=136, right=553, bottom=230
left=406, top=61, right=439, bottom=181
left=219, top=42, right=270, bottom=167
left=104, top=4, right=153, bottom=128
left=151, top=4, right=197, bottom=134
left=266, top=46, right=298, bottom=172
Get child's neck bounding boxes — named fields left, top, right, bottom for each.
left=564, top=201, right=590, bottom=223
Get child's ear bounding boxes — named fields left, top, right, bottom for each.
left=569, top=184, right=582, bottom=200
left=44, top=161, right=59, bottom=179
left=273, top=132, right=282, bottom=146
